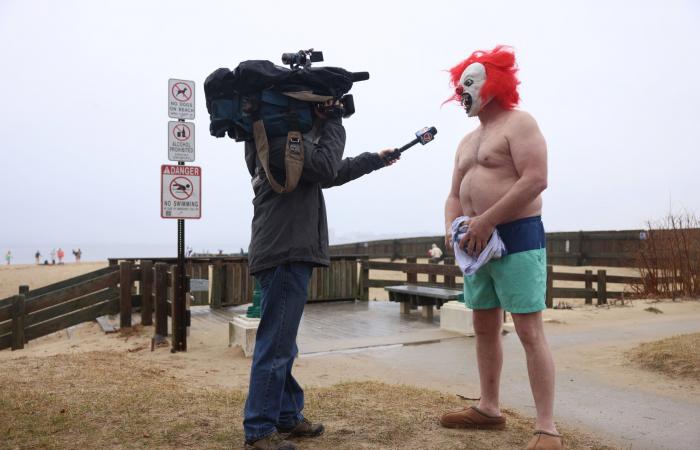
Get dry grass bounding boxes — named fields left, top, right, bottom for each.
left=0, top=352, right=615, bottom=449
left=626, top=332, right=700, bottom=380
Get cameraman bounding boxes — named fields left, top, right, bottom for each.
left=243, top=100, right=398, bottom=450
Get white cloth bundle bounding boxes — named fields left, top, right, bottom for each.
left=451, top=216, right=507, bottom=276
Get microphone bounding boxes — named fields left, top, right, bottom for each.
left=383, top=126, right=438, bottom=163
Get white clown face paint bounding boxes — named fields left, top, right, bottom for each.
left=459, top=62, right=488, bottom=117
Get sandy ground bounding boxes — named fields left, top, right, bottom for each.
left=2, top=261, right=699, bottom=448
left=0, top=261, right=108, bottom=299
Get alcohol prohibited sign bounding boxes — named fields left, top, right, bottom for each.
left=168, top=121, right=195, bottom=162
left=161, top=164, right=201, bottom=219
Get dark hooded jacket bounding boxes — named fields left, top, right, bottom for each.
left=245, top=117, right=385, bottom=274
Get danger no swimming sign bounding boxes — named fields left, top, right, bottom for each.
left=161, top=164, right=201, bottom=219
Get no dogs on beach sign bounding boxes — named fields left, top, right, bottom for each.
left=168, top=79, right=195, bottom=120
left=161, top=164, right=201, bottom=219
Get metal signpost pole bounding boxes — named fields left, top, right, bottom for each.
left=166, top=78, right=197, bottom=353
left=175, top=158, right=187, bottom=352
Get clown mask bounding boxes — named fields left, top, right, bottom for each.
left=458, top=62, right=488, bottom=117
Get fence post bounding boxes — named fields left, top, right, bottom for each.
left=406, top=257, right=418, bottom=284
left=170, top=264, right=181, bottom=340
left=545, top=265, right=553, bottom=308
left=444, top=257, right=456, bottom=287
left=153, top=263, right=168, bottom=339
left=351, top=257, right=358, bottom=299
left=223, top=262, right=233, bottom=306
left=359, top=257, right=369, bottom=301
left=11, top=292, right=26, bottom=350
left=119, top=261, right=133, bottom=328
left=597, top=269, right=608, bottom=305
left=141, top=260, right=154, bottom=326
left=584, top=269, right=593, bottom=305
left=209, top=260, right=223, bottom=308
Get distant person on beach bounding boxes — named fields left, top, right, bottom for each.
left=57, top=248, right=65, bottom=264
left=428, top=243, right=444, bottom=263
left=35, top=250, right=41, bottom=265
left=73, top=248, right=82, bottom=263
left=50, top=248, right=56, bottom=265
left=4, top=250, right=11, bottom=265
left=440, top=46, right=561, bottom=450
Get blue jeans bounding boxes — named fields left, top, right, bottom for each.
left=243, top=262, right=313, bottom=442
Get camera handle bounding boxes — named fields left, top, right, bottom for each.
left=382, top=126, right=438, bottom=164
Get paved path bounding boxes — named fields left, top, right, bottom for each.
left=218, top=301, right=700, bottom=449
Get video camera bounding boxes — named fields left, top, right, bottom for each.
left=204, top=49, right=369, bottom=141
left=281, top=49, right=364, bottom=119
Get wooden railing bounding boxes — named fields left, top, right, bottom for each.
left=358, top=257, right=459, bottom=300
left=545, top=266, right=645, bottom=307
left=358, top=259, right=647, bottom=307
left=113, top=256, right=359, bottom=307
left=330, top=229, right=663, bottom=267
left=0, top=265, right=122, bottom=351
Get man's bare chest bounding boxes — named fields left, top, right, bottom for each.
left=458, top=131, right=512, bottom=172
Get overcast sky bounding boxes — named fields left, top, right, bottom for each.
left=2, top=0, right=699, bottom=259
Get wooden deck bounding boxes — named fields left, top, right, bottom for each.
left=207, top=301, right=460, bottom=355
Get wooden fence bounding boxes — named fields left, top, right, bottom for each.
left=111, top=256, right=358, bottom=307
left=330, top=229, right=656, bottom=267
left=0, top=265, right=123, bottom=351
left=0, top=260, right=197, bottom=352
left=358, top=257, right=459, bottom=301
left=358, top=259, right=646, bottom=308
left=545, top=266, right=643, bottom=306
left=2, top=254, right=654, bottom=352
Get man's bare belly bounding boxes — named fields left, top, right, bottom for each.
left=459, top=166, right=542, bottom=222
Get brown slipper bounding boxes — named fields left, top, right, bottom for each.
left=525, top=430, right=563, bottom=450
left=439, top=406, right=506, bottom=430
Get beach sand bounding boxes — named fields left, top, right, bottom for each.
left=0, top=261, right=108, bottom=299
left=1, top=261, right=699, bottom=448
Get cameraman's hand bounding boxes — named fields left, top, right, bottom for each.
left=314, top=99, right=343, bottom=120
left=378, top=148, right=400, bottom=166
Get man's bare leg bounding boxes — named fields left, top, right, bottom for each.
left=512, top=311, right=558, bottom=434
left=473, top=308, right=503, bottom=416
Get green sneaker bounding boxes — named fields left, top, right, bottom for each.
left=278, top=418, right=325, bottom=438
left=245, top=431, right=297, bottom=450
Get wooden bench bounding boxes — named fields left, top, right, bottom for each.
left=385, top=285, right=463, bottom=320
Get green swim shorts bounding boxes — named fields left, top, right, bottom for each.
left=462, top=216, right=547, bottom=314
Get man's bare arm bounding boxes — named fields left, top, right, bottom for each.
left=444, top=139, right=468, bottom=245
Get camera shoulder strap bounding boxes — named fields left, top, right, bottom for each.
left=252, top=119, right=304, bottom=194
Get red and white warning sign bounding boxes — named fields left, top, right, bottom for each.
left=168, top=121, right=195, bottom=162
left=161, top=165, right=201, bottom=219
left=168, top=79, right=195, bottom=120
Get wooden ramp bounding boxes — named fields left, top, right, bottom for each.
left=0, top=266, right=121, bottom=351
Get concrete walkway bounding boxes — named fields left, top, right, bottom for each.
left=219, top=301, right=700, bottom=449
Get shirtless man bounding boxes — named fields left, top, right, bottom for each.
left=439, top=46, right=562, bottom=450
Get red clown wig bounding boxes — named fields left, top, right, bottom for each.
left=446, top=45, right=520, bottom=110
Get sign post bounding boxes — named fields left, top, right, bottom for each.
left=164, top=78, right=198, bottom=353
